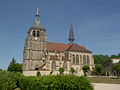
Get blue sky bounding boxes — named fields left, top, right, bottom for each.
left=0, top=0, right=120, bottom=69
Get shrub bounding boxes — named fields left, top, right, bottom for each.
left=70, top=67, right=75, bottom=74
left=59, top=68, right=64, bottom=75
left=82, top=65, right=90, bottom=77
left=36, top=71, right=41, bottom=76
left=0, top=71, right=19, bottom=90
left=18, top=75, right=93, bottom=90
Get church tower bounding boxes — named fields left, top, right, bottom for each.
left=23, top=8, right=47, bottom=71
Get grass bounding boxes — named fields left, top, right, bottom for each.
left=88, top=76, right=120, bottom=84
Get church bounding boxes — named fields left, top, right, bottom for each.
left=22, top=8, right=94, bottom=76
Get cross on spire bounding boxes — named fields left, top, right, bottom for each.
left=68, top=23, right=75, bottom=44
left=31, top=7, right=42, bottom=29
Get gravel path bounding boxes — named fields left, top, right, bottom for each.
left=92, top=83, right=120, bottom=90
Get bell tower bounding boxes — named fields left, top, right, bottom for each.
left=23, top=8, right=47, bottom=71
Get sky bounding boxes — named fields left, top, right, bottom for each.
left=0, top=0, right=120, bottom=69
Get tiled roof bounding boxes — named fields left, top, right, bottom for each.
left=47, top=42, right=91, bottom=53
left=66, top=43, right=92, bottom=53
left=47, top=42, right=69, bottom=52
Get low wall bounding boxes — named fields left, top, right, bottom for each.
left=23, top=70, right=84, bottom=76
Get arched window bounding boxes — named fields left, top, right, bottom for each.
left=83, top=55, right=86, bottom=65
left=51, top=61, right=56, bottom=70
left=32, top=30, right=36, bottom=37
left=63, top=61, right=67, bottom=70
left=80, top=55, right=82, bottom=65
left=87, top=55, right=90, bottom=65
left=73, top=55, right=75, bottom=64
left=35, top=65, right=39, bottom=70
left=37, top=31, right=40, bottom=37
left=76, top=55, right=79, bottom=65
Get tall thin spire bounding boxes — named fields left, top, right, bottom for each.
left=68, top=23, right=75, bottom=44
left=31, top=7, right=42, bottom=29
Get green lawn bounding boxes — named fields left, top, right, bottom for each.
left=88, top=76, right=120, bottom=84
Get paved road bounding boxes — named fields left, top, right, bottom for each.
left=93, top=83, right=120, bottom=90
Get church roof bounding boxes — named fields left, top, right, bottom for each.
left=47, top=42, right=69, bottom=52
left=66, top=43, right=92, bottom=53
left=47, top=42, right=92, bottom=53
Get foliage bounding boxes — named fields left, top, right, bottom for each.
left=93, top=64, right=103, bottom=76
left=82, top=65, right=90, bottom=77
left=18, top=75, right=93, bottom=90
left=70, top=67, right=75, bottom=74
left=36, top=71, right=41, bottom=76
left=94, top=55, right=110, bottom=65
left=113, top=64, right=120, bottom=79
left=59, top=68, right=64, bottom=75
left=0, top=71, right=20, bottom=90
left=7, top=59, right=22, bottom=73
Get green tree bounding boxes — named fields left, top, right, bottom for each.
left=7, top=58, right=22, bottom=73
left=94, top=64, right=103, bottom=76
left=59, top=68, right=64, bottom=75
left=82, top=65, right=90, bottom=77
left=70, top=67, right=75, bottom=74
left=113, top=64, right=120, bottom=79
left=94, top=55, right=110, bottom=65
left=36, top=71, right=41, bottom=76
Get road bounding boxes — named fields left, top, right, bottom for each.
left=93, top=83, right=120, bottom=90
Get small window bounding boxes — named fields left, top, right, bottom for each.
left=37, top=31, right=40, bottom=37
left=32, top=30, right=36, bottom=36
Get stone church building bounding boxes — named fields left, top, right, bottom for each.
left=22, top=8, right=94, bottom=76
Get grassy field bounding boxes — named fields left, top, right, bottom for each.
left=88, top=76, right=120, bottom=84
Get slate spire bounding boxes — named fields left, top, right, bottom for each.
left=31, top=7, right=42, bottom=29
left=68, top=23, right=75, bottom=44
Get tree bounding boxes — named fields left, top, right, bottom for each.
left=59, top=68, right=64, bottom=75
left=94, top=64, right=103, bottom=76
left=113, top=64, right=120, bottom=79
left=36, top=71, right=41, bottom=76
left=82, top=65, right=90, bottom=77
left=7, top=58, right=22, bottom=73
left=70, top=67, right=75, bottom=74
left=94, top=55, right=110, bottom=65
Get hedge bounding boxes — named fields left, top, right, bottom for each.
left=18, top=75, right=93, bottom=90
left=0, top=71, right=93, bottom=90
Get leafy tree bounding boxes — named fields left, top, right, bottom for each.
left=59, top=68, right=64, bottom=75
left=36, top=71, right=41, bottom=76
left=94, top=55, right=110, bottom=65
left=113, top=64, right=120, bottom=79
left=70, top=67, right=75, bottom=74
left=0, top=71, right=19, bottom=90
left=94, top=64, right=103, bottom=76
left=82, top=65, right=90, bottom=77
left=7, top=58, right=22, bottom=73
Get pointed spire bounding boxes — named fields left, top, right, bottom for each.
left=31, top=7, right=42, bottom=29
left=68, top=23, right=75, bottom=44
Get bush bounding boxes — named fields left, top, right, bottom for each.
left=0, top=71, right=19, bottom=90
left=36, top=71, right=41, bottom=76
left=70, top=67, right=76, bottom=74
left=82, top=65, right=90, bottom=77
left=59, top=68, right=64, bottom=75
left=18, top=75, right=93, bottom=90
